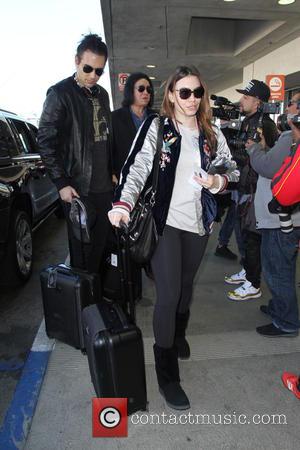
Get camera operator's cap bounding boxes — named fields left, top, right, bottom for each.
left=236, top=79, right=270, bottom=102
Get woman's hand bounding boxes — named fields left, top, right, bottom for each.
left=108, top=208, right=130, bottom=228
left=193, top=173, right=220, bottom=190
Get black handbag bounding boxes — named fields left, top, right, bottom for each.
left=128, top=116, right=164, bottom=264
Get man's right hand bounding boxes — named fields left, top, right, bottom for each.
left=59, top=186, right=79, bottom=203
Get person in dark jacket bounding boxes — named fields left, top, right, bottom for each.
left=226, top=80, right=278, bottom=301
left=246, top=94, right=300, bottom=337
left=38, top=34, right=114, bottom=273
left=112, top=72, right=155, bottom=178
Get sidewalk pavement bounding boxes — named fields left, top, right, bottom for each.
left=8, top=230, right=300, bottom=449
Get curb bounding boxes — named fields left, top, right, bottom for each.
left=0, top=320, right=54, bottom=450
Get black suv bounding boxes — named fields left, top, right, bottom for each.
left=0, top=109, right=60, bottom=285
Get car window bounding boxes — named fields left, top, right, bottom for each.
left=27, top=123, right=39, bottom=148
left=8, top=118, right=38, bottom=154
left=0, top=118, right=18, bottom=157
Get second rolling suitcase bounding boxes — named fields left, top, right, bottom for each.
left=102, top=242, right=142, bottom=305
left=83, top=227, right=147, bottom=414
left=40, top=200, right=100, bottom=350
left=40, top=264, right=100, bottom=349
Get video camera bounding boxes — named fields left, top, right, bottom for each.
left=277, top=104, right=300, bottom=132
left=229, top=101, right=281, bottom=150
left=211, top=95, right=241, bottom=121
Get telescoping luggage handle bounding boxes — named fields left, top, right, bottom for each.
left=115, top=223, right=136, bottom=325
left=47, top=200, right=87, bottom=288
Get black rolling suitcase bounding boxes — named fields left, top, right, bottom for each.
left=40, top=201, right=100, bottom=349
left=102, top=231, right=142, bottom=305
left=40, top=265, right=100, bottom=349
left=83, top=228, right=147, bottom=415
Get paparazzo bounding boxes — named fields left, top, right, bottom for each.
left=225, top=80, right=278, bottom=302
left=236, top=80, right=278, bottom=193
left=245, top=90, right=300, bottom=336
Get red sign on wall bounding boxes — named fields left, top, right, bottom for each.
left=118, top=73, right=130, bottom=92
left=266, top=75, right=285, bottom=101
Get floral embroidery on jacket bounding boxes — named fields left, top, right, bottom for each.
left=203, top=139, right=211, bottom=157
left=159, top=132, right=177, bottom=170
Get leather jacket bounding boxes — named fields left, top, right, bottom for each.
left=37, top=76, right=113, bottom=196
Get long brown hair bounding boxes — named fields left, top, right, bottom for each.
left=161, top=66, right=216, bottom=153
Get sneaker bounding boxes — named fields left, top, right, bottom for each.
left=227, top=280, right=262, bottom=301
left=215, top=245, right=237, bottom=260
left=281, top=372, right=300, bottom=399
left=224, top=268, right=246, bottom=285
left=256, top=323, right=298, bottom=337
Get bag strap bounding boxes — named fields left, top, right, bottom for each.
left=151, top=115, right=164, bottom=195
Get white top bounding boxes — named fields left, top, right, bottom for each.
left=166, top=123, right=202, bottom=233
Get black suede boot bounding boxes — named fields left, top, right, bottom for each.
left=153, top=343, right=190, bottom=410
left=174, top=311, right=191, bottom=360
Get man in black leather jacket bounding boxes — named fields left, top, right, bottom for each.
left=38, top=34, right=114, bottom=272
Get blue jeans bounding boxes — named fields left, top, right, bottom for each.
left=261, top=228, right=300, bottom=332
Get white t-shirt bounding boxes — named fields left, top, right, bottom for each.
left=166, top=123, right=202, bottom=233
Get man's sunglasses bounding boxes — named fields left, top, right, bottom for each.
left=82, top=64, right=104, bottom=77
left=175, top=86, right=205, bottom=100
left=136, top=85, right=152, bottom=94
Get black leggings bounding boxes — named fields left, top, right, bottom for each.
left=151, top=225, right=209, bottom=348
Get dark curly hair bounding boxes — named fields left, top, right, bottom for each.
left=76, top=33, right=108, bottom=61
left=122, top=72, right=154, bottom=108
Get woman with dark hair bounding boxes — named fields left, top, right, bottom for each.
left=108, top=66, right=239, bottom=410
left=112, top=72, right=155, bottom=178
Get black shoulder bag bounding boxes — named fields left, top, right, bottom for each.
left=128, top=115, right=164, bottom=265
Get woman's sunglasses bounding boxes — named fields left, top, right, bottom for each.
left=82, top=64, right=104, bottom=77
left=136, top=85, right=152, bottom=94
left=175, top=86, right=205, bottom=100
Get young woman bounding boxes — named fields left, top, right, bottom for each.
left=108, top=66, right=239, bottom=410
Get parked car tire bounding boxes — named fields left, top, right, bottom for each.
left=3, top=209, right=33, bottom=285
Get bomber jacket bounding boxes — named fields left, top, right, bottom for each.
left=114, top=115, right=239, bottom=236
left=37, top=76, right=113, bottom=196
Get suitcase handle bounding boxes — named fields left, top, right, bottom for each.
left=115, top=224, right=136, bottom=325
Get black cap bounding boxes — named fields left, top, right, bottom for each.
left=236, top=79, right=270, bottom=102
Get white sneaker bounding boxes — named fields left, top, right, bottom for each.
left=227, top=280, right=262, bottom=301
left=224, top=268, right=246, bottom=285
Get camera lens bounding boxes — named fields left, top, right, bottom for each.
left=278, top=213, right=293, bottom=233
left=277, top=114, right=290, bottom=132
